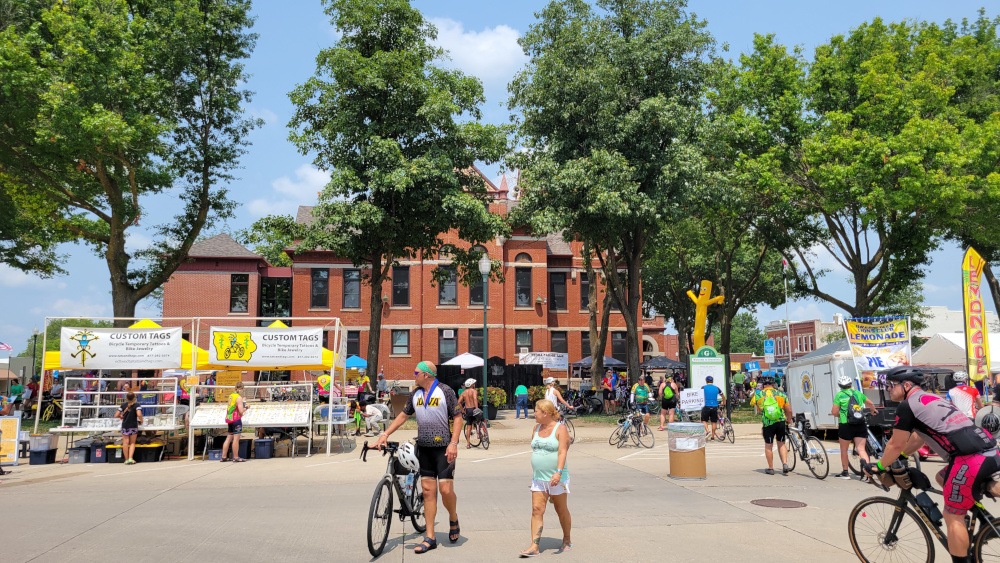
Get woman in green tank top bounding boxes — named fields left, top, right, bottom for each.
left=520, top=399, right=572, bottom=557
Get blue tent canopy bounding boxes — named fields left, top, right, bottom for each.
left=345, top=355, right=367, bottom=369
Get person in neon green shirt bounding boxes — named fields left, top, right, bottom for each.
left=831, top=374, right=875, bottom=479
left=515, top=384, right=529, bottom=419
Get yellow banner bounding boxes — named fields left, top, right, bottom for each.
left=844, top=318, right=911, bottom=373
left=963, top=248, right=992, bottom=381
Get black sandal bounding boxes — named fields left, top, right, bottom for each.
left=449, top=520, right=460, bottom=543
left=414, top=537, right=437, bottom=554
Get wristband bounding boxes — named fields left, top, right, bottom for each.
left=876, top=460, right=885, bottom=471
left=555, top=469, right=563, bottom=473
left=449, top=442, right=458, bottom=446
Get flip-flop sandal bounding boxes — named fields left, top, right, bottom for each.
left=220, top=458, right=232, bottom=462
left=519, top=550, right=540, bottom=558
left=233, top=458, right=246, bottom=463
left=449, top=520, right=460, bottom=543
left=560, top=542, right=573, bottom=552
left=414, top=537, right=437, bottom=554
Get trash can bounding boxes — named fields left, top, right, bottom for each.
left=238, top=438, right=252, bottom=460
left=667, top=422, right=707, bottom=480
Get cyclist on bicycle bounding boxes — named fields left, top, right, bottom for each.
left=631, top=379, right=652, bottom=429
left=831, top=373, right=874, bottom=479
left=459, top=378, right=479, bottom=449
left=544, top=377, right=573, bottom=415
left=946, top=371, right=983, bottom=419
left=865, top=366, right=1000, bottom=563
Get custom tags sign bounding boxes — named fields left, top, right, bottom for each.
left=60, top=327, right=182, bottom=369
left=208, top=326, right=323, bottom=367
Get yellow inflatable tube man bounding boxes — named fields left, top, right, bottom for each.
left=687, top=280, right=724, bottom=351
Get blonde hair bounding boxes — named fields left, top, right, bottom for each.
left=534, top=399, right=558, bottom=418
left=235, top=381, right=244, bottom=392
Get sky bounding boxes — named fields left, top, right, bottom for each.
left=0, top=0, right=994, bottom=355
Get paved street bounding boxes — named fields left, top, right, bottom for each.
left=5, top=414, right=956, bottom=562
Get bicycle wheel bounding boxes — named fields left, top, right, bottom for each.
left=367, top=477, right=393, bottom=557
left=479, top=422, right=490, bottom=450
left=784, top=433, right=798, bottom=472
left=973, top=516, right=1000, bottom=561
left=722, top=418, right=735, bottom=443
left=649, top=402, right=661, bottom=415
left=848, top=443, right=864, bottom=475
left=848, top=497, right=933, bottom=563
left=42, top=403, right=54, bottom=422
left=636, top=423, right=655, bottom=448
left=409, top=477, right=426, bottom=533
left=804, top=436, right=829, bottom=480
left=468, top=422, right=482, bottom=448
left=610, top=425, right=626, bottom=446
left=616, top=424, right=630, bottom=448
left=563, top=418, right=575, bottom=444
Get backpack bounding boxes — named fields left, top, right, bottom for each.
left=225, top=392, right=242, bottom=424
left=662, top=383, right=674, bottom=400
left=846, top=390, right=866, bottom=425
left=760, top=389, right=784, bottom=422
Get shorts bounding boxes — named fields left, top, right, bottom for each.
left=603, top=390, right=613, bottom=401
left=530, top=478, right=571, bottom=496
left=701, top=406, right=719, bottom=423
left=463, top=408, right=476, bottom=424
left=762, top=421, right=787, bottom=444
left=178, top=398, right=190, bottom=406
left=227, top=420, right=243, bottom=434
left=416, top=445, right=455, bottom=480
left=662, top=397, right=676, bottom=410
left=636, top=403, right=650, bottom=414
left=938, top=449, right=1000, bottom=516
left=121, top=428, right=138, bottom=436
left=837, top=423, right=867, bottom=441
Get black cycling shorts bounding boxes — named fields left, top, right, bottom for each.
left=463, top=408, right=476, bottom=424
left=603, top=389, right=613, bottom=401
left=417, top=445, right=455, bottom=480
left=661, top=396, right=676, bottom=410
left=762, top=420, right=787, bottom=444
left=701, top=406, right=719, bottom=423
left=837, top=423, right=867, bottom=441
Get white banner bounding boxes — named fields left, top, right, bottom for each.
left=679, top=389, right=705, bottom=411
left=60, top=327, right=182, bottom=369
left=208, top=326, right=322, bottom=367
left=519, top=352, right=569, bottom=370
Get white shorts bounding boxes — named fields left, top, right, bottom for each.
left=530, top=478, right=570, bottom=496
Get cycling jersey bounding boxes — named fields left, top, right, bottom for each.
left=894, top=389, right=996, bottom=460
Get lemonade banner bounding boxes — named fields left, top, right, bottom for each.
left=843, top=317, right=911, bottom=374
left=207, top=326, right=322, bottom=367
left=59, top=327, right=182, bottom=369
left=962, top=247, right=992, bottom=382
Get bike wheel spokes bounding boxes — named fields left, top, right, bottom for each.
left=974, top=517, right=1000, bottom=562
left=469, top=423, right=482, bottom=447
left=367, top=478, right=393, bottom=557
left=610, top=425, right=625, bottom=447
left=723, top=419, right=735, bottom=443
left=849, top=498, right=933, bottom=563
left=480, top=422, right=490, bottom=450
left=637, top=423, right=655, bottom=448
left=564, top=419, right=575, bottom=444
left=804, top=436, right=829, bottom=480
left=410, top=478, right=426, bottom=533
left=848, top=443, right=863, bottom=475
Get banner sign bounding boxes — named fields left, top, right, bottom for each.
left=689, top=346, right=726, bottom=390
left=745, top=361, right=760, bottom=372
left=1, top=416, right=21, bottom=466
left=208, top=326, right=322, bottom=367
left=843, top=318, right=911, bottom=373
left=679, top=389, right=705, bottom=411
left=963, top=248, right=992, bottom=382
left=519, top=352, right=569, bottom=370
left=60, top=327, right=182, bottom=369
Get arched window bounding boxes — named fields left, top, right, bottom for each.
left=514, top=252, right=532, bottom=263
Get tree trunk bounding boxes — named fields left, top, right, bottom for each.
left=365, top=263, right=391, bottom=387
left=107, top=230, right=138, bottom=327
left=585, top=243, right=611, bottom=388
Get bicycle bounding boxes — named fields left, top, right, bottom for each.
left=846, top=420, right=921, bottom=476
left=609, top=409, right=654, bottom=449
left=360, top=441, right=426, bottom=557
left=557, top=405, right=576, bottom=444
left=42, top=397, right=64, bottom=422
left=467, top=410, right=490, bottom=450
left=848, top=461, right=1000, bottom=562
left=785, top=415, right=829, bottom=479
left=718, top=409, right=735, bottom=444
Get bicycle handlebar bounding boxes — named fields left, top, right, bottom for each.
left=360, top=440, right=398, bottom=462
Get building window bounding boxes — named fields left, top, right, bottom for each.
left=611, top=331, right=627, bottom=363
left=391, top=330, right=409, bottom=355
left=310, top=269, right=329, bottom=309
left=515, top=330, right=533, bottom=353
left=515, top=268, right=532, bottom=307
left=469, top=329, right=484, bottom=358
left=342, top=269, right=360, bottom=309
left=438, top=267, right=457, bottom=305
left=551, top=331, right=567, bottom=354
left=549, top=273, right=567, bottom=311
left=581, top=332, right=591, bottom=358
left=470, top=278, right=486, bottom=306
left=580, top=272, right=589, bottom=310
left=809, top=335, right=814, bottom=351
left=347, top=330, right=361, bottom=357
left=230, top=274, right=249, bottom=312
left=438, top=329, right=457, bottom=365
left=392, top=266, right=409, bottom=306
left=260, top=277, right=291, bottom=319
left=797, top=336, right=802, bottom=352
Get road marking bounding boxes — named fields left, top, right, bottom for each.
left=471, top=451, right=531, bottom=463
left=95, top=463, right=206, bottom=478
left=305, top=458, right=359, bottom=468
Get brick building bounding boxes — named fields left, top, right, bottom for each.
left=764, top=317, right=843, bottom=364
left=161, top=173, right=672, bottom=381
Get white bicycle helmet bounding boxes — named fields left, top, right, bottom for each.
left=953, top=371, right=969, bottom=383
left=464, top=378, right=477, bottom=388
left=397, top=441, right=420, bottom=473
left=837, top=374, right=854, bottom=388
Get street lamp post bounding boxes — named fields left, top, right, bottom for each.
left=478, top=255, right=490, bottom=424
left=31, top=327, right=39, bottom=378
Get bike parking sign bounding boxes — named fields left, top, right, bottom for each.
left=764, top=339, right=775, bottom=363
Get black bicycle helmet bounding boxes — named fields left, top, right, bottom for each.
left=884, top=366, right=928, bottom=386
left=983, top=413, right=1000, bottom=435
left=760, top=374, right=775, bottom=385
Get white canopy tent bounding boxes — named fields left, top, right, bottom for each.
left=442, top=353, right=484, bottom=369
left=911, top=332, right=1000, bottom=373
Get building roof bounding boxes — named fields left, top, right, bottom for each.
left=187, top=233, right=261, bottom=259
left=296, top=205, right=317, bottom=227
left=545, top=233, right=573, bottom=256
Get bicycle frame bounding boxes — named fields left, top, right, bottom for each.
left=361, top=443, right=421, bottom=519
left=880, top=486, right=1000, bottom=556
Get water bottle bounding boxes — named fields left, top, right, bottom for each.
left=397, top=474, right=408, bottom=493
left=915, top=492, right=942, bottom=526
left=405, top=473, right=414, bottom=497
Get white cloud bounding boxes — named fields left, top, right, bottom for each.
left=924, top=283, right=959, bottom=294
left=801, top=242, right=848, bottom=273
left=247, top=164, right=330, bottom=218
left=31, top=298, right=108, bottom=318
left=249, top=107, right=279, bottom=125
left=791, top=302, right=826, bottom=321
left=0, top=265, right=46, bottom=288
left=125, top=231, right=154, bottom=253
left=429, top=18, right=527, bottom=86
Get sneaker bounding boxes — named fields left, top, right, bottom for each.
left=765, top=468, right=775, bottom=475
left=782, top=463, right=790, bottom=475
left=836, top=470, right=851, bottom=480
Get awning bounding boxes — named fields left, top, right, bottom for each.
left=570, top=355, right=626, bottom=368
left=44, top=319, right=208, bottom=370
left=443, top=353, right=485, bottom=369
left=639, top=356, right=686, bottom=370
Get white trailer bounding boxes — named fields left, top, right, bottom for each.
left=785, top=339, right=883, bottom=431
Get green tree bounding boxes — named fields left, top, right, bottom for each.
left=510, top=0, right=714, bottom=382
left=0, top=187, right=63, bottom=275
left=0, top=0, right=260, bottom=325
left=286, top=0, right=509, bottom=374
left=712, top=312, right=765, bottom=355
left=236, top=215, right=302, bottom=267
left=17, top=319, right=114, bottom=377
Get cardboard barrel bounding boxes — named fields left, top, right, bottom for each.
left=667, top=422, right=706, bottom=480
